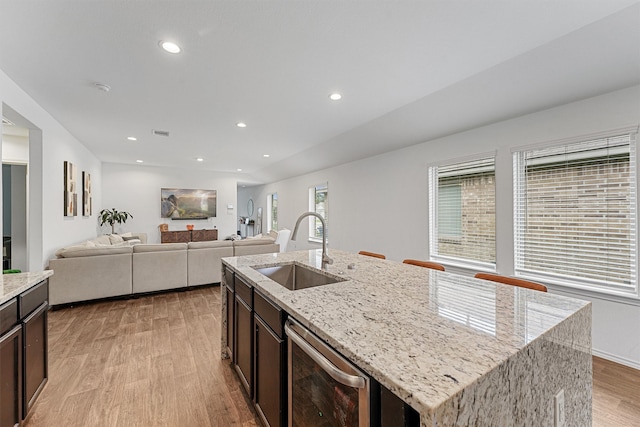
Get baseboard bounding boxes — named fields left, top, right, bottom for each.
left=592, top=348, right=640, bottom=370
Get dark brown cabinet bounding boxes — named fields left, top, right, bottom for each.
left=254, top=290, right=286, bottom=427
left=161, top=229, right=218, bottom=243
left=0, top=297, right=21, bottom=427
left=0, top=278, right=48, bottom=426
left=18, top=279, right=48, bottom=421
left=234, top=275, right=253, bottom=397
left=21, top=302, right=48, bottom=418
left=226, top=269, right=287, bottom=427
left=224, top=267, right=235, bottom=361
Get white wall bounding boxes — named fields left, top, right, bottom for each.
left=1, top=69, right=103, bottom=267
left=10, top=165, right=27, bottom=271
left=247, top=85, right=640, bottom=369
left=1, top=133, right=28, bottom=163
left=102, top=163, right=239, bottom=243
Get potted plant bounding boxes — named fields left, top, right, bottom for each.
left=99, top=208, right=133, bottom=234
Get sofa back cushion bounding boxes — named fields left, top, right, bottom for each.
left=233, top=237, right=276, bottom=247
left=133, top=243, right=187, bottom=253
left=56, top=245, right=133, bottom=258
left=188, top=241, right=233, bottom=249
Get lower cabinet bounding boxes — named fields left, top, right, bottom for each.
left=0, top=278, right=48, bottom=426
left=22, top=302, right=48, bottom=418
left=0, top=324, right=22, bottom=427
left=224, top=266, right=235, bottom=360
left=234, top=275, right=253, bottom=397
left=253, top=290, right=286, bottom=427
left=226, top=285, right=235, bottom=360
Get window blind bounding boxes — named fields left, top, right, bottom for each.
left=514, top=134, right=637, bottom=291
left=429, top=157, right=496, bottom=266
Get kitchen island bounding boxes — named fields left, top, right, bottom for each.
left=221, top=249, right=591, bottom=426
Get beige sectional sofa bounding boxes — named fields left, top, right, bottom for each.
left=48, top=233, right=279, bottom=305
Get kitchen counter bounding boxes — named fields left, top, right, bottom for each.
left=0, top=270, right=54, bottom=306
left=222, top=249, right=592, bottom=426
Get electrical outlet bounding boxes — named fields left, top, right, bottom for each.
left=554, top=389, right=566, bottom=427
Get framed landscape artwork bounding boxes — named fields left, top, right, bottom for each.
left=82, top=171, right=92, bottom=216
left=63, top=161, right=77, bottom=216
left=161, top=188, right=217, bottom=219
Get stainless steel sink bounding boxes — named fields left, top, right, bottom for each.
left=253, top=263, right=345, bottom=291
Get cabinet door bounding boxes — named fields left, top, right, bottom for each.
left=22, top=302, right=48, bottom=419
left=254, top=315, right=285, bottom=427
left=234, top=296, right=253, bottom=397
left=0, top=325, right=22, bottom=427
left=226, top=286, right=235, bottom=360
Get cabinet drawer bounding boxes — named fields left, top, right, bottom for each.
left=235, top=275, right=252, bottom=307
left=254, top=291, right=285, bottom=339
left=19, top=280, right=49, bottom=319
left=224, top=267, right=235, bottom=290
left=0, top=298, right=18, bottom=335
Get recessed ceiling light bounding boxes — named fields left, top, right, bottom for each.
left=196, top=157, right=204, bottom=162
left=236, top=122, right=247, bottom=128
left=93, top=82, right=111, bottom=93
left=237, top=168, right=243, bottom=172
left=329, top=93, right=342, bottom=101
left=159, top=41, right=181, bottom=54
left=136, top=160, right=143, bottom=163
left=263, top=154, right=270, bottom=158
left=127, top=136, right=137, bottom=141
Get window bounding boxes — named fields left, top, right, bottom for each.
left=429, top=157, right=496, bottom=267
left=267, top=193, right=278, bottom=231
left=309, top=184, right=328, bottom=240
left=514, top=133, right=637, bottom=294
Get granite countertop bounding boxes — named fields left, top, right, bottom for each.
left=0, top=271, right=54, bottom=306
left=222, top=249, right=590, bottom=420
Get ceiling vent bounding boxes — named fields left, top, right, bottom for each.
left=152, top=129, right=170, bottom=137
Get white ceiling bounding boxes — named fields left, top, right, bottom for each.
left=0, top=0, right=638, bottom=184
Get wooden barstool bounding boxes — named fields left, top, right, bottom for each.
left=474, top=273, right=547, bottom=292
left=402, top=259, right=445, bottom=271
left=358, top=251, right=386, bottom=259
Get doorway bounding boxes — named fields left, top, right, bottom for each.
left=1, top=117, right=28, bottom=271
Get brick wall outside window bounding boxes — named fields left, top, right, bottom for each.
left=438, top=173, right=496, bottom=264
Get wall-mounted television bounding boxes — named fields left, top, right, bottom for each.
left=161, top=188, right=217, bottom=219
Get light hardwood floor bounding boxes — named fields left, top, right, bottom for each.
left=25, top=286, right=259, bottom=427
left=24, top=286, right=640, bottom=426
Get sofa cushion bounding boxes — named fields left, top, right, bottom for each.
left=188, top=241, right=233, bottom=249
left=133, top=243, right=187, bottom=253
left=233, top=237, right=275, bottom=247
left=56, top=245, right=133, bottom=258
left=108, top=234, right=124, bottom=244
left=93, top=235, right=112, bottom=246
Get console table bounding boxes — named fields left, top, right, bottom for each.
left=161, top=229, right=218, bottom=243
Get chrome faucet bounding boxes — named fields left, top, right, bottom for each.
left=291, top=212, right=333, bottom=267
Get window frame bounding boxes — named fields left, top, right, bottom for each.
left=428, top=154, right=497, bottom=271
left=266, top=192, right=278, bottom=232
left=512, top=130, right=638, bottom=297
left=308, top=183, right=328, bottom=242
